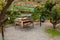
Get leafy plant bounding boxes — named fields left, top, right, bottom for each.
left=5, top=11, right=20, bottom=25
left=31, top=6, right=41, bottom=20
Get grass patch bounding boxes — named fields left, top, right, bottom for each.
left=45, top=29, right=60, bottom=37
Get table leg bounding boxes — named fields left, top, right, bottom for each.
left=21, top=21, right=24, bottom=28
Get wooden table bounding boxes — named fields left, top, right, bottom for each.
left=14, top=18, right=34, bottom=28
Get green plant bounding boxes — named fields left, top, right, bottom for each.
left=5, top=11, right=20, bottom=25
left=31, top=6, right=41, bottom=20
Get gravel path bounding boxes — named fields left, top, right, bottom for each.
left=0, top=22, right=60, bottom=40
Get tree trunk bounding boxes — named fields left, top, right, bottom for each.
left=0, top=0, right=14, bottom=40
left=53, top=24, right=56, bottom=29
left=0, top=23, right=5, bottom=40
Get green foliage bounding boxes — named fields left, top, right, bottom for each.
left=44, top=1, right=56, bottom=19
left=51, top=9, right=59, bottom=19
left=5, top=11, right=20, bottom=25
left=57, top=9, right=60, bottom=19
left=43, top=0, right=56, bottom=18
left=45, top=29, right=60, bottom=37
left=32, top=13, right=41, bottom=20
left=45, top=0, right=56, bottom=11
left=31, top=6, right=41, bottom=20
left=31, top=6, right=48, bottom=20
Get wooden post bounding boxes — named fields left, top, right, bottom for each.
left=40, top=16, right=41, bottom=26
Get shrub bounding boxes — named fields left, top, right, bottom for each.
left=5, top=11, right=20, bottom=25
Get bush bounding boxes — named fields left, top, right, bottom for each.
left=5, top=11, right=20, bottom=25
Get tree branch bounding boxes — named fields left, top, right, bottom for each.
left=0, top=0, right=14, bottom=25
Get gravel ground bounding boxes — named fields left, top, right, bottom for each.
left=0, top=22, right=60, bottom=40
